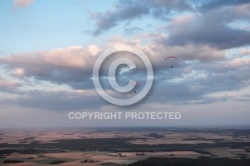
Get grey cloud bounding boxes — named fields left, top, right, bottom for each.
left=124, top=27, right=143, bottom=35
left=0, top=77, right=21, bottom=92
left=164, top=5, right=250, bottom=49
left=149, top=66, right=250, bottom=105
left=90, top=0, right=149, bottom=36
left=198, top=0, right=250, bottom=12
left=1, top=58, right=249, bottom=111
left=90, top=0, right=193, bottom=36
left=1, top=90, right=106, bottom=111
left=150, top=0, right=193, bottom=20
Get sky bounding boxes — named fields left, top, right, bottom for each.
left=0, top=0, right=250, bottom=128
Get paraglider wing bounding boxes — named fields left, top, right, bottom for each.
left=165, top=56, right=178, bottom=61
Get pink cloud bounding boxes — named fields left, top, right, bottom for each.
left=14, top=0, right=34, bottom=8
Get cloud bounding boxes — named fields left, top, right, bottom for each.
left=111, top=36, right=250, bottom=105
left=14, top=0, right=34, bottom=8
left=90, top=0, right=193, bottom=36
left=149, top=0, right=193, bottom=19
left=106, top=37, right=219, bottom=71
left=0, top=89, right=106, bottom=111
left=0, top=38, right=249, bottom=111
left=124, top=27, right=143, bottom=35
left=90, top=0, right=150, bottom=36
left=149, top=59, right=250, bottom=105
left=198, top=0, right=250, bottom=12
left=164, top=5, right=250, bottom=49
left=0, top=77, right=21, bottom=92
left=0, top=46, right=100, bottom=89
left=11, top=68, right=25, bottom=78
left=89, top=0, right=250, bottom=50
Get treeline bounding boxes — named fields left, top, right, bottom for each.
left=129, top=158, right=250, bottom=166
